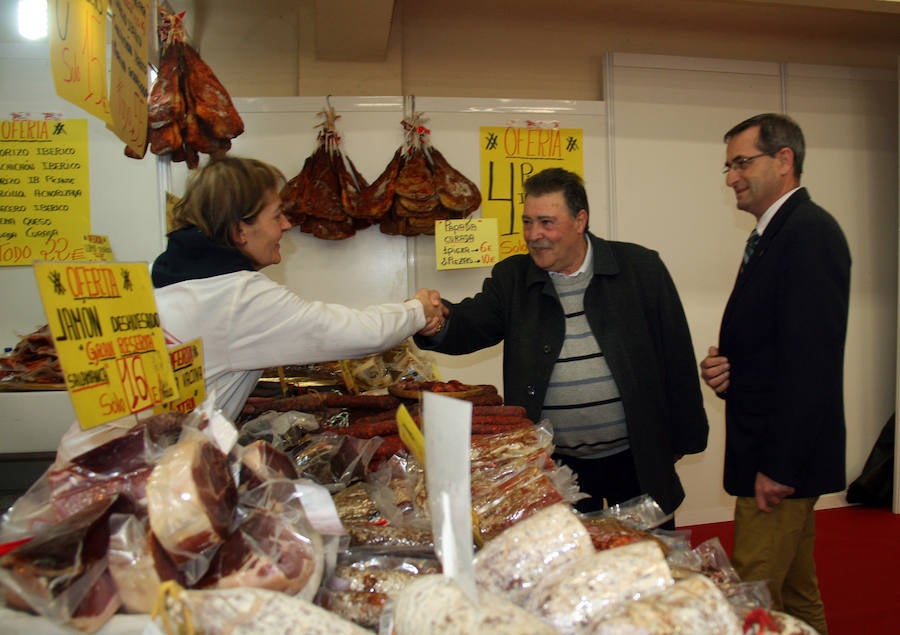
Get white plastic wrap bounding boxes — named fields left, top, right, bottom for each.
left=153, top=583, right=371, bottom=635
left=525, top=540, right=675, bottom=633
left=591, top=573, right=743, bottom=634
left=473, top=502, right=593, bottom=605
left=388, top=574, right=557, bottom=635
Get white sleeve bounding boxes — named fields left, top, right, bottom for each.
left=224, top=273, right=426, bottom=370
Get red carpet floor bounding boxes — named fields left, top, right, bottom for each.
left=681, top=505, right=900, bottom=635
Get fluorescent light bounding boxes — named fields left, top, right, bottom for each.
left=18, top=0, right=48, bottom=41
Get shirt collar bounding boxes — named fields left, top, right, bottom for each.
left=756, top=186, right=801, bottom=236
left=549, top=235, right=592, bottom=279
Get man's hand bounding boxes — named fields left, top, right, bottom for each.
left=699, top=346, right=730, bottom=394
left=754, top=472, right=795, bottom=512
left=413, top=288, right=448, bottom=336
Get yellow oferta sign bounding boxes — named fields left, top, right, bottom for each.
left=479, top=125, right=584, bottom=259
left=34, top=261, right=178, bottom=428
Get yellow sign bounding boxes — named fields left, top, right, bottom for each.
left=479, top=125, right=584, bottom=259
left=397, top=404, right=426, bottom=466
left=83, top=234, right=114, bottom=261
left=109, top=0, right=149, bottom=155
left=155, top=339, right=205, bottom=414
left=50, top=0, right=111, bottom=124
left=34, top=261, right=178, bottom=429
left=0, top=118, right=91, bottom=266
left=435, top=218, right=499, bottom=270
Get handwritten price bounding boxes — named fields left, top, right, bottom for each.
left=39, top=236, right=85, bottom=261
left=116, top=354, right=156, bottom=412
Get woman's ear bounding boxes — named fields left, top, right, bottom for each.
left=229, top=223, right=246, bottom=246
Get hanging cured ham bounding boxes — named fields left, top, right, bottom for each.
left=380, top=110, right=482, bottom=237
left=281, top=103, right=368, bottom=240
left=125, top=8, right=243, bottom=168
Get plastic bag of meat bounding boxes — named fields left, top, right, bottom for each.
left=388, top=574, right=557, bottom=635
left=196, top=505, right=323, bottom=598
left=473, top=502, right=594, bottom=605
left=524, top=541, right=674, bottom=633
left=0, top=411, right=188, bottom=544
left=590, top=573, right=743, bottom=634
left=145, top=425, right=238, bottom=585
left=0, top=499, right=120, bottom=633
left=107, top=513, right=183, bottom=614
left=318, top=548, right=441, bottom=629
left=154, top=582, right=371, bottom=635
left=48, top=411, right=187, bottom=522
left=578, top=514, right=672, bottom=555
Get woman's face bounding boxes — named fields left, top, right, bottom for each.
left=231, top=191, right=291, bottom=269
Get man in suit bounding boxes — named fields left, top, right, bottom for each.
left=700, top=113, right=851, bottom=634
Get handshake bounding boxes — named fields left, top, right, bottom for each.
left=413, top=288, right=450, bottom=337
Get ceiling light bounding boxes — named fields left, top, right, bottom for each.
left=18, top=0, right=48, bottom=41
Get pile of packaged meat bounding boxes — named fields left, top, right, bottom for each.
left=0, top=382, right=819, bottom=634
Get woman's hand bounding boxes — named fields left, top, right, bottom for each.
left=413, top=288, right=448, bottom=336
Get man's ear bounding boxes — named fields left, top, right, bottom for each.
left=577, top=208, right=588, bottom=232
left=777, top=147, right=795, bottom=176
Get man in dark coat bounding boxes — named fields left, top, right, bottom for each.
left=416, top=168, right=708, bottom=525
left=700, top=113, right=851, bottom=635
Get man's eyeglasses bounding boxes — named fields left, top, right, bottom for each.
left=722, top=153, right=772, bottom=174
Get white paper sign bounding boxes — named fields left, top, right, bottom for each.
left=422, top=391, right=477, bottom=604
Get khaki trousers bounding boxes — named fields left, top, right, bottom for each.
left=732, top=496, right=828, bottom=634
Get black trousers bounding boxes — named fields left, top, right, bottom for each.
left=554, top=448, right=676, bottom=530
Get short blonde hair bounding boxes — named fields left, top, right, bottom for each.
left=170, top=156, right=286, bottom=246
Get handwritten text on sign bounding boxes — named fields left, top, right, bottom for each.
left=34, top=262, right=178, bottom=429
left=479, top=125, right=584, bottom=259
left=0, top=118, right=91, bottom=266
left=155, top=339, right=205, bottom=415
left=51, top=0, right=111, bottom=123
left=109, top=0, right=149, bottom=155
left=435, top=218, right=499, bottom=270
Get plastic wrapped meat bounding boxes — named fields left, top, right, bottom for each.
left=145, top=430, right=237, bottom=584
left=474, top=502, right=594, bottom=605
left=107, top=514, right=182, bottom=614
left=591, top=573, right=743, bottom=634
left=0, top=500, right=120, bottom=633
left=197, top=507, right=323, bottom=597
left=155, top=583, right=371, bottom=635
left=525, top=541, right=674, bottom=633
left=238, top=439, right=298, bottom=491
left=391, top=574, right=557, bottom=635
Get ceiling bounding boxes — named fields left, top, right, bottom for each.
left=312, top=0, right=900, bottom=63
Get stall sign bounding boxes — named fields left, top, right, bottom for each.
left=109, top=0, right=149, bottom=155
left=34, top=261, right=178, bottom=429
left=155, top=338, right=205, bottom=415
left=434, top=217, right=498, bottom=270
left=0, top=117, right=91, bottom=266
left=50, top=0, right=111, bottom=124
left=479, top=125, right=584, bottom=259
left=82, top=234, right=114, bottom=261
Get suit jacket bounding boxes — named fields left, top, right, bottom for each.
left=719, top=188, right=851, bottom=498
left=415, top=233, right=709, bottom=514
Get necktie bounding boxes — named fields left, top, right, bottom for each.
left=741, top=229, right=760, bottom=273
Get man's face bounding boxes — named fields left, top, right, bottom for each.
left=522, top=190, right=587, bottom=275
left=724, top=126, right=788, bottom=219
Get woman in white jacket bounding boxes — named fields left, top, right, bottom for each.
left=151, top=156, right=445, bottom=421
